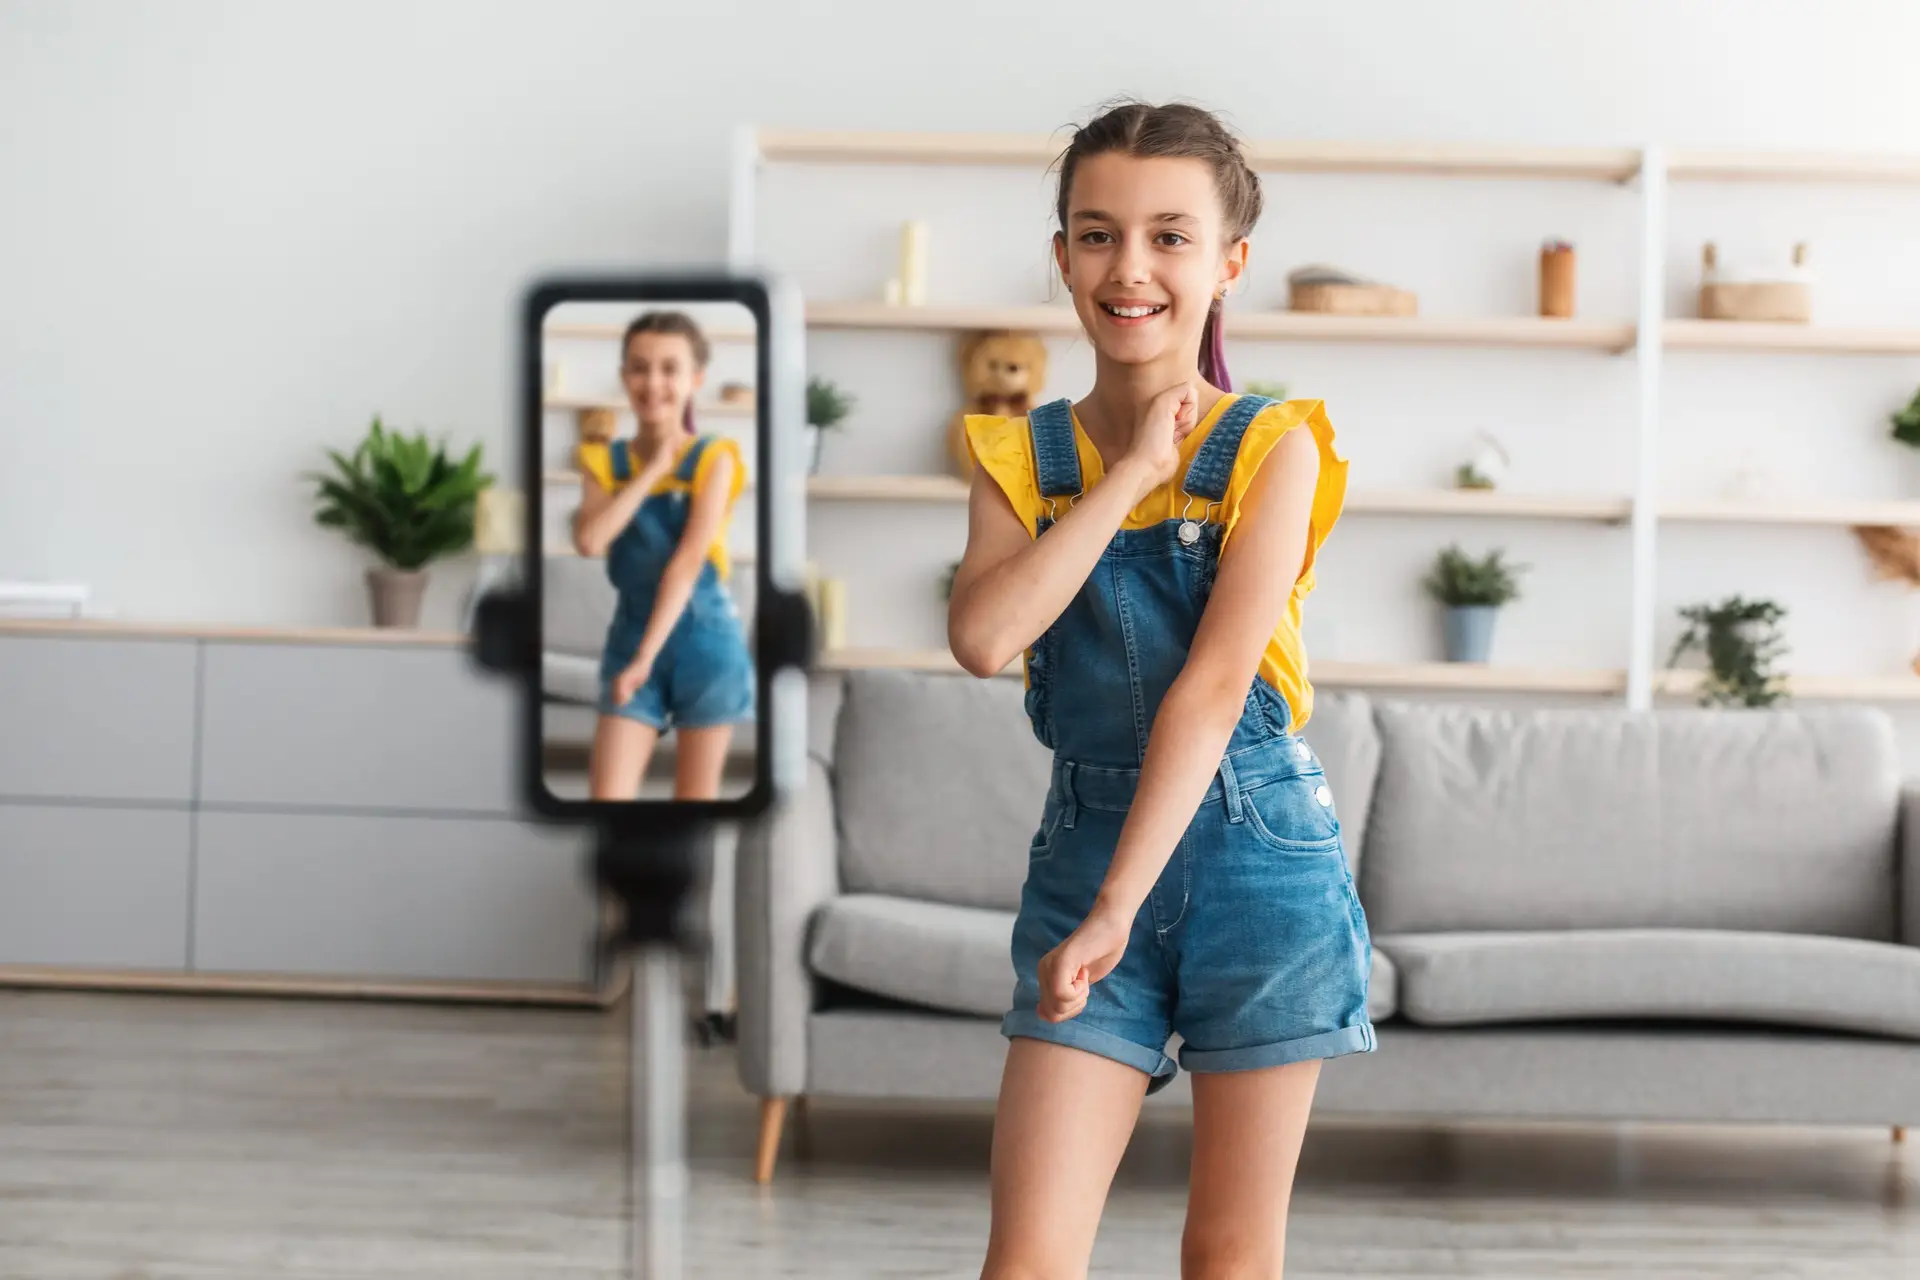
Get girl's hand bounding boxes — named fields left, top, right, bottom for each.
left=1120, top=382, right=1200, bottom=501
left=612, top=657, right=653, bottom=709
left=1035, top=904, right=1133, bottom=1023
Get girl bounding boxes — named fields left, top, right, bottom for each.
left=947, top=102, right=1373, bottom=1279
left=573, top=311, right=753, bottom=801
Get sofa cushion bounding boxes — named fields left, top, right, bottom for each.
left=541, top=552, right=619, bottom=658
left=833, top=670, right=1049, bottom=911
left=1295, top=691, right=1380, bottom=877
left=809, top=895, right=1014, bottom=1017
left=1359, top=703, right=1899, bottom=938
left=1379, top=929, right=1920, bottom=1041
left=809, top=893, right=1400, bottom=1023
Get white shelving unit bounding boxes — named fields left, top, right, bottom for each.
left=726, top=129, right=1920, bottom=705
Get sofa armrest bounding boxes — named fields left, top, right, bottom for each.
left=735, top=755, right=841, bottom=1098
left=1903, top=783, right=1920, bottom=946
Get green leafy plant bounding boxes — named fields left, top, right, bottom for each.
left=807, top=377, right=856, bottom=431
left=1423, top=544, right=1526, bottom=607
left=1454, top=461, right=1495, bottom=489
left=941, top=559, right=960, bottom=600
left=1242, top=379, right=1290, bottom=401
left=308, top=416, right=494, bottom=572
left=1666, top=595, right=1789, bottom=707
left=1891, top=385, right=1920, bottom=448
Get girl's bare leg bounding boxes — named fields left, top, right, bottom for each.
left=1181, top=1059, right=1322, bottom=1280
left=672, top=724, right=734, bottom=800
left=980, top=1038, right=1150, bottom=1279
left=588, top=714, right=660, bottom=800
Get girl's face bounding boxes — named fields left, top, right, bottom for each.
left=621, top=332, right=704, bottom=431
left=1053, top=153, right=1248, bottom=374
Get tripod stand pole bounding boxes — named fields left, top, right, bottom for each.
left=631, top=942, right=686, bottom=1280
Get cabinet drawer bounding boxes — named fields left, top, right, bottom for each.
left=197, top=642, right=518, bottom=813
left=0, top=803, right=191, bottom=968
left=193, top=811, right=594, bottom=983
left=0, top=636, right=197, bottom=802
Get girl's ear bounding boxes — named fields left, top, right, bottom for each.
left=1052, top=231, right=1071, bottom=293
left=1218, top=237, right=1251, bottom=295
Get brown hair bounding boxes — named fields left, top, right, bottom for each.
left=1052, top=101, right=1263, bottom=389
left=621, top=310, right=711, bottom=369
left=620, top=311, right=710, bottom=431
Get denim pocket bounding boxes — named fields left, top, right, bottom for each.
left=1029, top=791, right=1067, bottom=864
left=1241, top=767, right=1342, bottom=852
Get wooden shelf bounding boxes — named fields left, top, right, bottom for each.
left=806, top=474, right=970, bottom=503
left=1314, top=660, right=1626, bottom=694
left=1664, top=321, right=1920, bottom=355
left=544, top=396, right=754, bottom=417
left=806, top=301, right=1637, bottom=351
left=1669, top=150, right=1920, bottom=186
left=1660, top=498, right=1920, bottom=527
left=756, top=130, right=1642, bottom=182
left=814, top=647, right=1624, bottom=694
left=1657, top=669, right=1920, bottom=701
left=542, top=322, right=756, bottom=342
left=1350, top=490, right=1632, bottom=521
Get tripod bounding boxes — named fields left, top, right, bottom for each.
left=597, top=821, right=705, bottom=1280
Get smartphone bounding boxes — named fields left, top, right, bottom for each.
left=516, top=272, right=807, bottom=824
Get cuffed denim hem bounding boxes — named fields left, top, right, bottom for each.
left=1179, top=1022, right=1376, bottom=1074
left=1002, top=1009, right=1180, bottom=1092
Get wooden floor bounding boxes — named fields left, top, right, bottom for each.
left=0, top=989, right=1914, bottom=1278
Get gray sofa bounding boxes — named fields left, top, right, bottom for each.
left=736, top=668, right=1920, bottom=1181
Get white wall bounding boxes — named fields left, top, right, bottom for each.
left=4, top=2, right=1919, bottom=717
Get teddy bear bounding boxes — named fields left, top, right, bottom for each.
left=575, top=406, right=619, bottom=446
left=945, top=329, right=1049, bottom=479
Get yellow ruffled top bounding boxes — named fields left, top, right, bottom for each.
left=575, top=434, right=747, bottom=580
left=963, top=395, right=1348, bottom=732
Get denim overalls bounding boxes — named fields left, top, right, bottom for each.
left=597, top=435, right=755, bottom=729
left=1002, top=395, right=1375, bottom=1090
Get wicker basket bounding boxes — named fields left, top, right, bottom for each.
left=1289, top=281, right=1418, bottom=317
left=1698, top=242, right=1811, bottom=323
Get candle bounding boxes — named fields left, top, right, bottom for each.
left=818, top=578, right=848, bottom=651
left=899, top=220, right=928, bottom=306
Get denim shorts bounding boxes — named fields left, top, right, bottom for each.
left=598, top=600, right=754, bottom=730
left=1003, top=734, right=1376, bottom=1091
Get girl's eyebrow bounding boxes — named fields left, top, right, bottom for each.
left=1071, top=210, right=1198, bottom=225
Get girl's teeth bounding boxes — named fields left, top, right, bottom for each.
left=1105, top=304, right=1163, bottom=318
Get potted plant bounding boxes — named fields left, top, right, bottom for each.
left=1890, top=384, right=1920, bottom=449
left=1665, top=595, right=1789, bottom=707
left=308, top=416, right=494, bottom=628
left=1423, top=543, right=1525, bottom=662
left=806, top=377, right=855, bottom=476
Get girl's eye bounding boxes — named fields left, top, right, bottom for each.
left=1156, top=232, right=1190, bottom=247
left=1079, top=229, right=1114, bottom=245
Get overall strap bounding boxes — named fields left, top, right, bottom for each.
left=673, top=434, right=714, bottom=484
left=609, top=439, right=635, bottom=484
left=1026, top=398, right=1083, bottom=511
left=1181, top=395, right=1276, bottom=505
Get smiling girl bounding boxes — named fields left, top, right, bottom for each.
left=573, top=311, right=752, bottom=801
left=947, top=102, right=1373, bottom=1278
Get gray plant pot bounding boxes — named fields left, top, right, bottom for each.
left=1443, top=604, right=1499, bottom=663
left=367, top=567, right=428, bottom=629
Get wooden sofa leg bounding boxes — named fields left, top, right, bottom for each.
left=756, top=1097, right=790, bottom=1183
left=1895, top=1125, right=1907, bottom=1144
